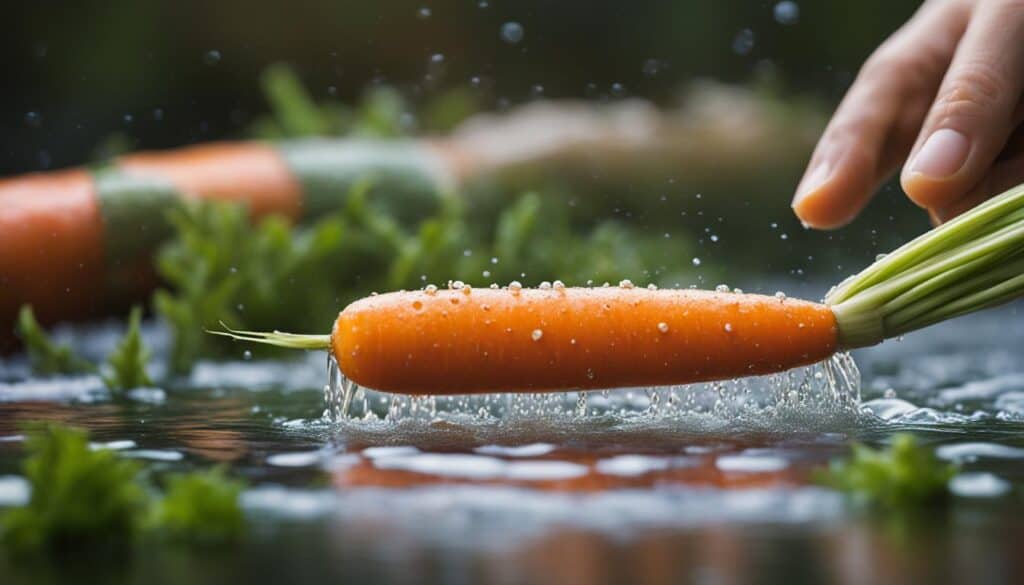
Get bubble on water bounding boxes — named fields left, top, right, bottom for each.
left=773, top=1, right=800, bottom=25
left=692, top=257, right=702, bottom=266
left=243, top=350, right=252, bottom=361
left=732, top=29, right=755, bottom=55
left=647, top=284, right=658, bottom=291
left=489, top=283, right=499, bottom=289
left=24, top=111, right=42, bottom=127
left=619, top=279, right=635, bottom=289
left=490, top=256, right=499, bottom=264
left=452, top=280, right=465, bottom=290
left=657, top=322, right=670, bottom=333
left=500, top=21, right=524, bottom=44
left=610, top=83, right=626, bottom=98
left=883, top=388, right=897, bottom=399
left=531, top=329, right=544, bottom=341
left=553, top=280, right=566, bottom=290
left=709, top=234, right=719, bottom=243
left=203, top=50, right=222, bottom=65
left=425, top=284, right=438, bottom=295
left=509, top=281, right=523, bottom=293
left=774, top=291, right=786, bottom=301
left=715, top=284, right=730, bottom=293
left=539, top=281, right=552, bottom=290
left=732, top=288, right=743, bottom=294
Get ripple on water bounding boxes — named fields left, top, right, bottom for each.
left=949, top=473, right=1012, bottom=498
left=936, top=442, right=1024, bottom=462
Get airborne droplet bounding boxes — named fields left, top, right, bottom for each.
left=500, top=22, right=524, bottom=44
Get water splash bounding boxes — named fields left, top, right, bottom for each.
left=322, top=352, right=862, bottom=435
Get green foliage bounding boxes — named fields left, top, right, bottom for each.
left=15, top=306, right=96, bottom=376
left=15, top=305, right=155, bottom=391
left=151, top=468, right=246, bottom=545
left=254, top=62, right=478, bottom=140
left=2, top=425, right=148, bottom=553
left=1, top=424, right=251, bottom=556
left=817, top=434, right=958, bottom=508
left=254, top=63, right=410, bottom=140
left=102, top=306, right=154, bottom=391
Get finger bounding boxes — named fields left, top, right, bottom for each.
left=793, top=0, right=967, bottom=229
left=901, top=0, right=1024, bottom=211
left=933, top=123, right=1024, bottom=222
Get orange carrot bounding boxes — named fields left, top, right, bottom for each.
left=218, top=286, right=838, bottom=395
left=118, top=142, right=303, bottom=220
left=0, top=139, right=455, bottom=339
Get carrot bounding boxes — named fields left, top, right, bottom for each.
left=118, top=142, right=304, bottom=220
left=214, top=181, right=1024, bottom=396
left=0, top=170, right=107, bottom=329
left=0, top=139, right=455, bottom=335
left=217, top=285, right=838, bottom=395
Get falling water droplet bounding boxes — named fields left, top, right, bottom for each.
left=773, top=1, right=800, bottom=25
left=500, top=22, right=524, bottom=44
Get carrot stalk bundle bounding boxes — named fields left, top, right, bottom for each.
left=215, top=181, right=1024, bottom=396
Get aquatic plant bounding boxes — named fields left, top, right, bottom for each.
left=151, top=468, right=246, bottom=545
left=15, top=306, right=95, bottom=376
left=818, top=434, right=957, bottom=508
left=102, top=306, right=154, bottom=390
left=2, top=425, right=148, bottom=553
left=16, top=305, right=154, bottom=392
left=1, top=425, right=249, bottom=555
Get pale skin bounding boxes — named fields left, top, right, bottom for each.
left=792, top=0, right=1024, bottom=228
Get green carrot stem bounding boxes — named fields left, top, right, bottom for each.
left=207, top=323, right=331, bottom=350
left=828, top=182, right=1024, bottom=348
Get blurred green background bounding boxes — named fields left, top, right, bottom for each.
left=3, top=0, right=919, bottom=171
left=1, top=0, right=931, bottom=290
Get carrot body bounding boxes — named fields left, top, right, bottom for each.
left=118, top=142, right=303, bottom=220
left=0, top=139, right=454, bottom=338
left=332, top=287, right=838, bottom=394
left=0, top=170, right=107, bottom=327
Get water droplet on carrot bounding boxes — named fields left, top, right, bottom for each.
left=531, top=329, right=544, bottom=341
left=657, top=322, right=669, bottom=333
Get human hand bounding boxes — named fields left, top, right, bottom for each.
left=792, top=0, right=1024, bottom=228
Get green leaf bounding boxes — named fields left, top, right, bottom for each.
left=151, top=467, right=246, bottom=546
left=14, top=305, right=95, bottom=376
left=817, top=434, right=958, bottom=509
left=260, top=63, right=330, bottom=137
left=2, top=424, right=148, bottom=553
left=102, top=306, right=154, bottom=391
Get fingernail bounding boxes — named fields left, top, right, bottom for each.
left=908, top=128, right=969, bottom=179
left=792, top=161, right=831, bottom=206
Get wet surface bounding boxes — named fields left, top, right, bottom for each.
left=1, top=301, right=1023, bottom=584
